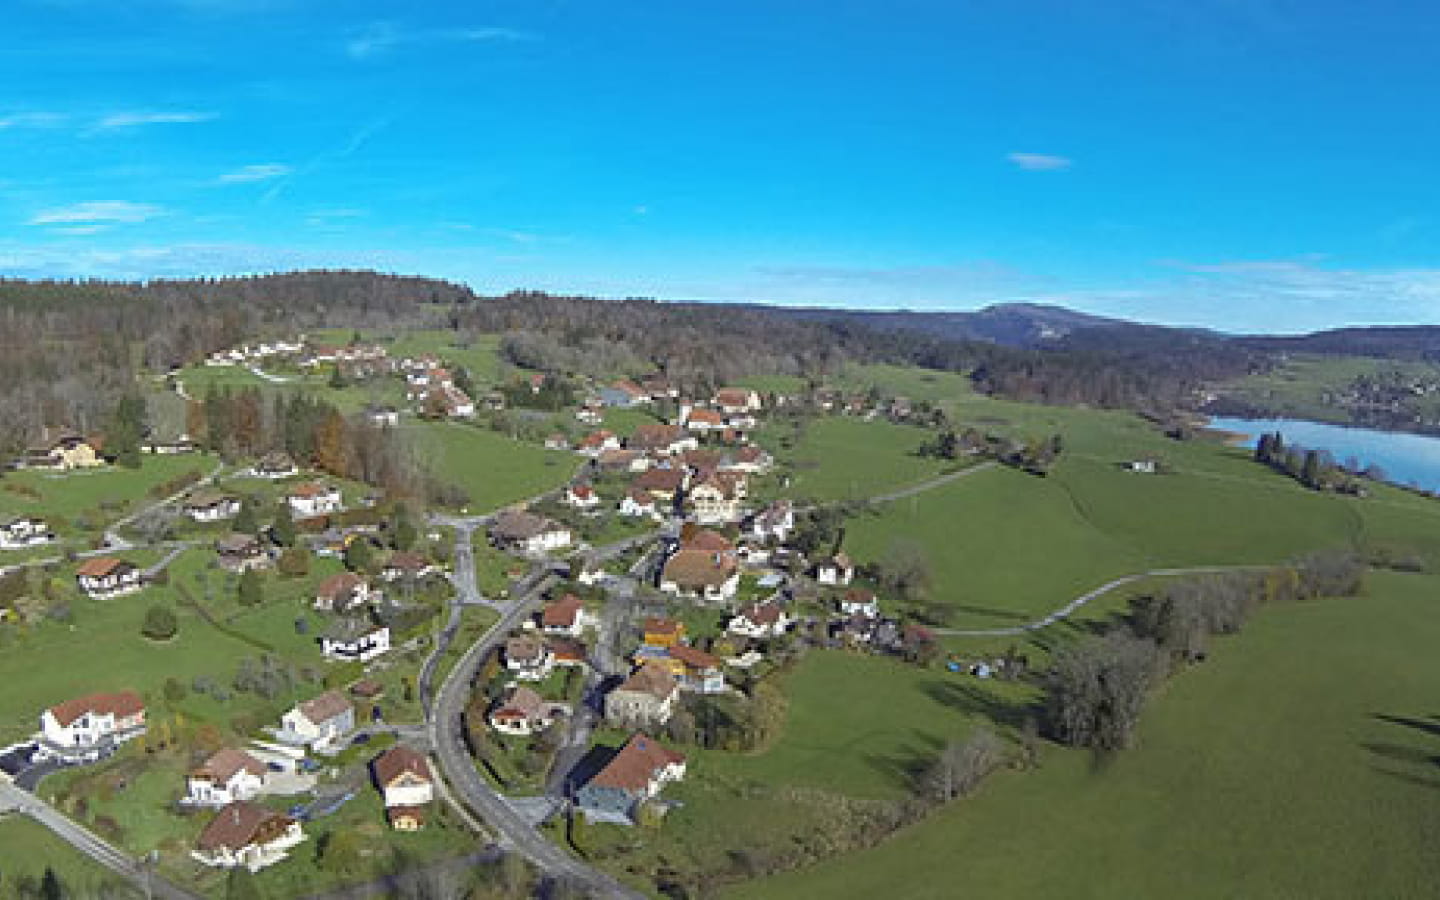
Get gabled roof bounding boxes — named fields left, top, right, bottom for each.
left=372, top=744, right=431, bottom=788
left=634, top=468, right=684, bottom=493
left=662, top=549, right=737, bottom=589
left=686, top=408, right=725, bottom=427
left=384, top=551, right=431, bottom=572
left=47, top=691, right=144, bottom=727
left=491, top=685, right=545, bottom=721
left=738, top=601, right=783, bottom=626
left=76, top=557, right=130, bottom=579
left=542, top=594, right=585, bottom=629
left=194, top=747, right=265, bottom=784
left=682, top=528, right=735, bottom=553
left=297, top=690, right=352, bottom=726
left=490, top=509, right=566, bottom=542
left=316, top=571, right=366, bottom=601
left=588, top=733, right=685, bottom=793
left=615, top=661, right=678, bottom=702
left=196, top=802, right=294, bottom=853
left=505, top=634, right=549, bottom=664
left=643, top=617, right=684, bottom=638
left=289, top=482, right=335, bottom=499
left=668, top=644, right=721, bottom=672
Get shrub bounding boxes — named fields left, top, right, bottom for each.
left=140, top=605, right=178, bottom=641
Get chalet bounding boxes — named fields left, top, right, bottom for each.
left=815, top=553, right=855, bottom=586
left=364, top=406, right=401, bottom=428
left=38, top=691, right=146, bottom=761
left=184, top=491, right=241, bottom=523
left=729, top=601, right=790, bottom=639
left=604, top=662, right=679, bottom=729
left=75, top=557, right=142, bottom=599
left=722, top=445, right=773, bottom=474
left=746, top=501, right=794, bottom=544
left=633, top=466, right=687, bottom=503
left=185, top=748, right=267, bottom=808
left=250, top=452, right=298, bottom=480
left=24, top=429, right=103, bottom=471
left=564, top=483, right=601, bottom=509
left=504, top=635, right=555, bottom=681
left=659, top=549, right=740, bottom=602
left=668, top=644, right=727, bottom=694
left=488, top=685, right=557, bottom=736
left=619, top=488, right=660, bottom=519
left=320, top=618, right=391, bottom=663
left=0, top=516, right=53, bottom=549
left=600, top=380, right=650, bottom=408
left=379, top=552, right=441, bottom=583
left=683, top=407, right=725, bottom=434
left=839, top=588, right=880, bottom=618
left=279, top=691, right=354, bottom=749
left=215, top=533, right=270, bottom=573
left=192, top=802, right=304, bottom=872
left=713, top=388, right=763, bottom=415
left=372, top=745, right=434, bottom=811
left=628, top=423, right=696, bottom=457
left=597, top=448, right=649, bottom=472
left=422, top=385, right=475, bottom=419
left=314, top=572, right=371, bottom=613
left=642, top=617, right=686, bottom=648
left=575, top=733, right=687, bottom=825
left=577, top=430, right=622, bottom=457
left=489, top=510, right=572, bottom=557
left=686, top=473, right=745, bottom=525
left=287, top=483, right=342, bottom=519
left=540, top=594, right=597, bottom=637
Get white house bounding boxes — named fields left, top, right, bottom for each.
left=279, top=691, right=354, bottom=750
left=372, top=745, right=434, bottom=808
left=287, top=483, right=342, bottom=519
left=839, top=588, right=880, bottom=618
left=0, top=516, right=54, bottom=549
left=729, top=601, right=791, bottom=639
left=489, top=510, right=572, bottom=557
left=249, top=452, right=298, bottom=480
left=192, top=802, right=305, bottom=872
left=540, top=594, right=597, bottom=637
left=746, top=501, right=794, bottom=544
left=488, top=685, right=557, bottom=736
left=564, top=484, right=601, bottom=509
left=314, top=572, right=371, bottom=613
left=504, top=635, right=555, bottom=681
left=686, top=474, right=744, bottom=525
left=38, top=691, right=146, bottom=761
left=814, top=553, right=855, bottom=586
left=320, top=618, right=391, bottom=663
left=74, top=557, right=142, bottom=599
left=618, top=488, right=660, bottom=520
left=184, top=492, right=242, bottom=523
left=576, top=430, right=622, bottom=457
left=185, top=748, right=267, bottom=808
left=365, top=406, right=401, bottom=428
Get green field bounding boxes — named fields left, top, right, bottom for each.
left=411, top=422, right=574, bottom=512
left=766, top=416, right=957, bottom=502
left=731, top=570, right=1440, bottom=900
left=834, top=363, right=979, bottom=413
left=1225, top=353, right=1440, bottom=426
left=0, top=816, right=134, bottom=897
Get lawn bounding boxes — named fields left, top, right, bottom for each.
left=0, top=816, right=134, bottom=897
left=411, top=422, right=575, bottom=512
left=763, top=417, right=956, bottom=503
left=730, top=570, right=1440, bottom=900
left=833, top=363, right=979, bottom=413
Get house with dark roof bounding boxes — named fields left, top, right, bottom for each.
left=184, top=491, right=241, bottom=523
left=659, top=548, right=740, bottom=602
left=379, top=551, right=441, bottom=583
left=729, top=601, right=791, bottom=639
left=540, top=594, right=596, bottom=637
left=372, top=745, right=434, bottom=814
left=0, top=516, right=54, bottom=549
left=574, top=733, right=687, bottom=825
left=191, top=801, right=304, bottom=872
left=604, top=662, right=679, bottom=729
left=215, top=533, right=269, bottom=573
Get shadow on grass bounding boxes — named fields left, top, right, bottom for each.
left=947, top=603, right=1029, bottom=623
left=921, top=679, right=1042, bottom=733
left=862, top=729, right=945, bottom=795
left=1365, top=713, right=1440, bottom=792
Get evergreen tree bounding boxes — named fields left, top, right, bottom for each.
left=1302, top=449, right=1322, bottom=488
left=234, top=500, right=258, bottom=534
left=39, top=867, right=64, bottom=900
left=328, top=365, right=347, bottom=390
left=343, top=537, right=373, bottom=573
left=272, top=504, right=297, bottom=547
left=107, top=391, right=146, bottom=468
left=392, top=506, right=417, bottom=551
left=1255, top=432, right=1274, bottom=464
left=238, top=568, right=264, bottom=607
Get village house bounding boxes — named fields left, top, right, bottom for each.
left=683, top=407, right=725, bottom=434
left=250, top=452, right=298, bottom=480
left=814, top=552, right=856, bottom=586
left=364, top=405, right=401, bottom=428
left=192, top=802, right=305, bottom=872
left=746, top=500, right=795, bottom=544
left=574, top=733, right=687, bottom=825
left=215, top=533, right=270, bottom=573
left=488, top=685, right=558, bottom=737
left=38, top=690, right=146, bottom=761
left=314, top=572, right=371, bottom=613
left=686, top=472, right=746, bottom=525
left=659, top=549, right=740, bottom=602
left=729, top=601, right=791, bottom=639
left=835, top=613, right=879, bottom=646
left=596, top=448, right=650, bottom=473
left=142, top=434, right=197, bottom=455
left=372, top=745, right=434, bottom=830
left=628, top=422, right=697, bottom=457
left=619, top=488, right=661, bottom=520
left=599, top=380, right=650, bottom=408
left=279, top=690, right=355, bottom=750
left=75, top=557, right=142, bottom=599
left=287, top=482, right=343, bottom=519
left=0, top=516, right=53, bottom=549
left=633, top=467, right=688, bottom=511
left=577, top=429, right=622, bottom=457
left=185, top=747, right=267, bottom=808
left=184, top=491, right=241, bottom=523
left=576, top=405, right=604, bottom=426
left=839, top=588, right=880, bottom=618
left=24, top=429, right=103, bottom=471
left=540, top=593, right=597, bottom=637
left=604, top=662, right=680, bottom=729
left=564, top=483, right=601, bottom=509
left=721, top=445, right=773, bottom=474
left=642, top=616, right=686, bottom=648
left=550, top=638, right=588, bottom=668
left=504, top=634, right=556, bottom=681
left=379, top=551, right=441, bottom=583
left=422, top=385, right=475, bottom=419
left=320, top=617, right=391, bottom=663
left=668, top=644, right=727, bottom=694
left=489, top=510, right=572, bottom=557
left=544, top=434, right=570, bottom=451
left=713, top=388, right=763, bottom=415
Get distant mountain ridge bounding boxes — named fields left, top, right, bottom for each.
left=769, top=302, right=1162, bottom=348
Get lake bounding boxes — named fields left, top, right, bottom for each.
left=1210, top=415, right=1440, bottom=493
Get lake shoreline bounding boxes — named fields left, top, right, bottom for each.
left=1207, top=414, right=1440, bottom=494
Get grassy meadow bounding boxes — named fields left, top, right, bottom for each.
left=766, top=416, right=957, bottom=502
left=410, top=422, right=575, bottom=512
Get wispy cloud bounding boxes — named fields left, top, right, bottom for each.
left=93, top=110, right=216, bottom=132
left=1006, top=152, right=1073, bottom=171
left=219, top=163, right=291, bottom=184
left=0, top=112, right=68, bottom=130
left=28, top=201, right=167, bottom=226
left=262, top=118, right=388, bottom=204
left=345, top=22, right=535, bottom=60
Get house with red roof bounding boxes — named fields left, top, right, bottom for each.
left=192, top=801, right=304, bottom=872
left=38, top=690, right=146, bottom=760
left=540, top=593, right=597, bottom=637
left=75, top=557, right=142, bottom=599
left=563, top=483, right=601, bottom=509
left=729, top=601, right=791, bottom=639
left=185, top=747, right=268, bottom=808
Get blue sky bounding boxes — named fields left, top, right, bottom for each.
left=1, top=0, right=1438, bottom=332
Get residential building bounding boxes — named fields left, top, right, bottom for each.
left=729, top=601, right=791, bottom=639
left=713, top=388, right=763, bottom=415
left=745, top=501, right=794, bottom=544
left=0, top=516, right=53, bottom=549
left=577, top=430, right=622, bottom=457
left=313, top=572, right=371, bottom=613
left=540, top=594, right=596, bottom=637
left=633, top=466, right=687, bottom=503
left=184, top=491, right=241, bottom=523
left=504, top=635, right=555, bottom=681
left=564, top=484, right=601, bottom=509
left=686, top=473, right=745, bottom=524
left=668, top=645, right=727, bottom=694
left=839, top=588, right=880, bottom=618
left=186, top=748, right=267, bottom=808
left=372, top=745, right=434, bottom=811
left=24, top=429, right=103, bottom=471
left=815, top=553, right=855, bottom=586
left=683, top=407, right=725, bottom=434
left=619, top=488, right=660, bottom=519
left=320, top=618, right=391, bottom=663
left=38, top=691, right=146, bottom=761
left=599, top=380, right=650, bottom=408
left=75, top=557, right=142, bottom=599
left=628, top=423, right=696, bottom=457
left=642, top=617, right=686, bottom=648
left=279, top=691, right=354, bottom=749
left=604, top=662, right=680, bottom=729
left=215, top=533, right=270, bottom=573
left=192, top=802, right=304, bottom=872
left=364, top=406, right=401, bottom=428
left=379, top=552, right=440, bottom=583
left=659, top=549, right=740, bottom=602
left=489, top=510, right=572, bottom=557
left=287, top=483, right=342, bottom=519
left=250, top=452, right=298, bottom=480
left=575, top=733, right=687, bottom=825
left=488, top=685, right=557, bottom=736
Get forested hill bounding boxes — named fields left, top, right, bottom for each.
left=766, top=302, right=1136, bottom=348
left=1238, top=326, right=1440, bottom=361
